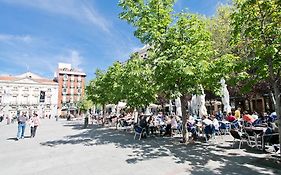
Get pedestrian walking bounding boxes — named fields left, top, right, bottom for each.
left=16, top=112, right=27, bottom=140
left=84, top=114, right=89, bottom=128
left=30, top=113, right=40, bottom=138
left=0, top=115, right=3, bottom=122
left=6, top=114, right=11, bottom=125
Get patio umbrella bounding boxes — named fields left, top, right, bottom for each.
left=220, top=78, right=231, bottom=113
left=175, top=97, right=182, bottom=117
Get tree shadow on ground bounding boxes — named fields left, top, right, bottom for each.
left=40, top=123, right=281, bottom=175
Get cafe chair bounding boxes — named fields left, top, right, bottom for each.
left=204, top=124, right=215, bottom=142
left=231, top=120, right=240, bottom=130
left=134, top=126, right=146, bottom=140
left=230, top=129, right=249, bottom=149
left=219, top=122, right=230, bottom=135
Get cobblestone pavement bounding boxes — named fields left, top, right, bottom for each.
left=0, top=119, right=280, bottom=175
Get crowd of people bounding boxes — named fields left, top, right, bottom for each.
left=85, top=107, right=279, bottom=152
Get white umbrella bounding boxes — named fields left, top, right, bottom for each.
left=117, top=102, right=126, bottom=108
left=197, top=87, right=207, bottom=118
left=198, top=94, right=207, bottom=118
left=191, top=95, right=198, bottom=116
left=105, top=104, right=116, bottom=115
left=175, top=97, right=182, bottom=117
left=149, top=104, right=159, bottom=108
left=220, top=78, right=231, bottom=113
left=116, top=102, right=126, bottom=116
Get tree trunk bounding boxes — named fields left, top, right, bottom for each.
left=273, top=82, right=281, bottom=156
left=180, top=95, right=189, bottom=143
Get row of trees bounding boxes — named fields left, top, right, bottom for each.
left=86, top=0, right=281, bottom=145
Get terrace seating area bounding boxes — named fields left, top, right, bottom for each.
left=86, top=110, right=280, bottom=156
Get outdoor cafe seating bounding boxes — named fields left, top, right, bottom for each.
left=230, top=129, right=249, bottom=149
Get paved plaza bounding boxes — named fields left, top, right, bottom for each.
left=0, top=119, right=280, bottom=175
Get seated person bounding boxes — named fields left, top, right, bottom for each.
left=187, top=115, right=198, bottom=141
left=163, top=116, right=172, bottom=136
left=234, top=107, right=241, bottom=119
left=210, top=115, right=219, bottom=131
left=202, top=115, right=215, bottom=140
left=242, top=111, right=255, bottom=124
left=202, top=115, right=213, bottom=126
left=148, top=116, right=156, bottom=135
left=139, top=115, right=148, bottom=137
left=171, top=115, right=178, bottom=129
left=215, top=109, right=223, bottom=121
left=226, top=112, right=236, bottom=122
left=251, top=111, right=259, bottom=120
left=268, top=112, right=278, bottom=122
left=263, top=121, right=279, bottom=150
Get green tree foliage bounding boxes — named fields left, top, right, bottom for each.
left=119, top=0, right=220, bottom=142
left=86, top=64, right=123, bottom=119
left=77, top=97, right=93, bottom=113
left=121, top=54, right=157, bottom=108
left=87, top=57, right=157, bottom=112
left=119, top=0, right=175, bottom=45
left=231, top=0, right=281, bottom=152
left=209, top=5, right=233, bottom=56
left=206, top=5, right=242, bottom=95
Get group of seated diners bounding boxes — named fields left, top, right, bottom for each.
left=136, top=112, right=182, bottom=137
left=219, top=110, right=279, bottom=152
left=102, top=109, right=279, bottom=152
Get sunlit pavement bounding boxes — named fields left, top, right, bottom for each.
left=0, top=119, right=280, bottom=175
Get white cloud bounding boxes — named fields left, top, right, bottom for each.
left=60, top=50, right=84, bottom=71
left=113, top=44, right=144, bottom=62
left=0, top=34, right=32, bottom=43
left=0, top=48, right=86, bottom=78
left=0, top=0, right=111, bottom=33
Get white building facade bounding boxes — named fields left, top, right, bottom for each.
left=0, top=72, right=58, bottom=118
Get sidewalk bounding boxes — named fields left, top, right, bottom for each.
left=0, top=119, right=280, bottom=175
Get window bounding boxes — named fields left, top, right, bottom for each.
left=47, top=97, right=51, bottom=104
left=77, top=76, right=82, bottom=82
left=63, top=74, right=68, bottom=80
left=23, top=87, right=29, bottom=91
left=77, top=89, right=81, bottom=94
left=70, top=75, right=75, bottom=82
left=63, top=81, right=67, bottom=87
left=12, top=96, right=17, bottom=104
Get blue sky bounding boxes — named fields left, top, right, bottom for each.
left=0, top=0, right=228, bottom=81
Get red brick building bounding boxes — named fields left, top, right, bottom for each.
left=54, top=63, right=86, bottom=115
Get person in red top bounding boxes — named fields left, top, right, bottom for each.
left=243, top=111, right=255, bottom=124
left=226, top=112, right=236, bottom=122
